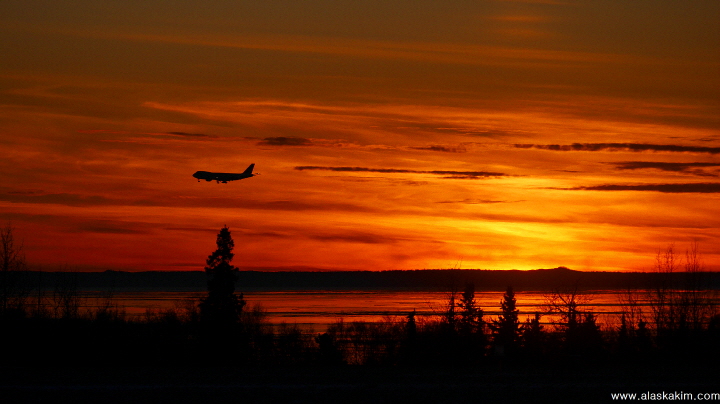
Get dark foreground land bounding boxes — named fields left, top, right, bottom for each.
left=1, top=362, right=717, bottom=404
left=4, top=265, right=718, bottom=403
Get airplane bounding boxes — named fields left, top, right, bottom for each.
left=193, top=164, right=258, bottom=183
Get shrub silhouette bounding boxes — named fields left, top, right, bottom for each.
left=316, top=331, right=344, bottom=365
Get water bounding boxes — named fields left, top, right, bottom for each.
left=69, top=288, right=720, bottom=331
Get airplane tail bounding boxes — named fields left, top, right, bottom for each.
left=243, top=163, right=255, bottom=175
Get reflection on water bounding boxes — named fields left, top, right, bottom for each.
left=72, top=289, right=720, bottom=331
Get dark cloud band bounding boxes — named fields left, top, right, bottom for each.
left=295, top=166, right=506, bottom=179
left=410, top=145, right=467, bottom=153
left=613, top=162, right=720, bottom=171
left=562, top=183, right=720, bottom=193
left=259, top=137, right=313, bottom=146
left=515, top=143, right=720, bottom=154
left=165, top=132, right=216, bottom=138
left=2, top=191, right=113, bottom=206
left=611, top=161, right=720, bottom=176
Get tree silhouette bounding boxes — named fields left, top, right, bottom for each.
left=520, top=312, right=545, bottom=358
left=0, top=224, right=28, bottom=315
left=457, top=283, right=484, bottom=336
left=490, top=286, right=520, bottom=356
left=455, top=282, right=486, bottom=363
left=573, top=312, right=603, bottom=355
left=401, top=310, right=418, bottom=364
left=406, top=309, right=417, bottom=339
left=199, top=226, right=246, bottom=326
left=315, top=331, right=344, bottom=365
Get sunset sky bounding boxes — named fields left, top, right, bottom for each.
left=1, top=1, right=719, bottom=272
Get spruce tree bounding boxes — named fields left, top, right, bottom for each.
left=520, top=312, right=544, bottom=357
left=199, top=226, right=246, bottom=326
left=457, top=283, right=483, bottom=336
left=490, top=286, right=520, bottom=355
left=455, top=283, right=486, bottom=363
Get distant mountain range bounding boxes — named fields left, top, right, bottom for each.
left=25, top=267, right=720, bottom=292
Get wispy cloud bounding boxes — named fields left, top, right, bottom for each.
left=436, top=199, right=514, bottom=204
left=410, top=145, right=467, bottom=153
left=2, top=190, right=114, bottom=207
left=74, top=220, right=153, bottom=235
left=561, top=183, right=720, bottom=193
left=164, top=131, right=217, bottom=139
left=295, top=166, right=507, bottom=179
left=308, top=231, right=402, bottom=245
left=36, top=27, right=639, bottom=67
left=0, top=188, right=377, bottom=212
left=164, top=197, right=377, bottom=212
left=515, top=143, right=720, bottom=154
left=258, top=137, right=313, bottom=146
left=494, top=0, right=570, bottom=4
left=611, top=161, right=720, bottom=177
left=0, top=211, right=154, bottom=235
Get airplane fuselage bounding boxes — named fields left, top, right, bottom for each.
left=193, top=164, right=256, bottom=183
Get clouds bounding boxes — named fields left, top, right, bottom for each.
left=74, top=219, right=153, bottom=235
left=163, top=131, right=218, bottom=139
left=611, top=162, right=720, bottom=177
left=410, top=145, right=467, bottom=153
left=256, top=136, right=472, bottom=154
left=294, top=166, right=507, bottom=179
left=563, top=183, right=720, bottom=193
left=307, top=231, right=402, bottom=245
left=1, top=190, right=115, bottom=207
left=258, top=137, right=313, bottom=146
left=436, top=198, right=518, bottom=205
left=612, top=162, right=720, bottom=171
left=0, top=187, right=374, bottom=212
left=1, top=1, right=719, bottom=272
left=515, top=143, right=720, bottom=154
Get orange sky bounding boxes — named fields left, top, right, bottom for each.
left=1, top=1, right=719, bottom=272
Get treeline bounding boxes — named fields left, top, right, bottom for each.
left=1, top=282, right=719, bottom=368
left=2, top=225, right=719, bottom=368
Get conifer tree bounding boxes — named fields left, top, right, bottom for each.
left=520, top=312, right=544, bottom=357
left=454, top=283, right=486, bottom=363
left=490, top=286, right=520, bottom=355
left=457, top=283, right=483, bottom=336
left=199, top=226, right=246, bottom=326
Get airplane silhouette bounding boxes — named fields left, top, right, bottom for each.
left=193, top=164, right=258, bottom=183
